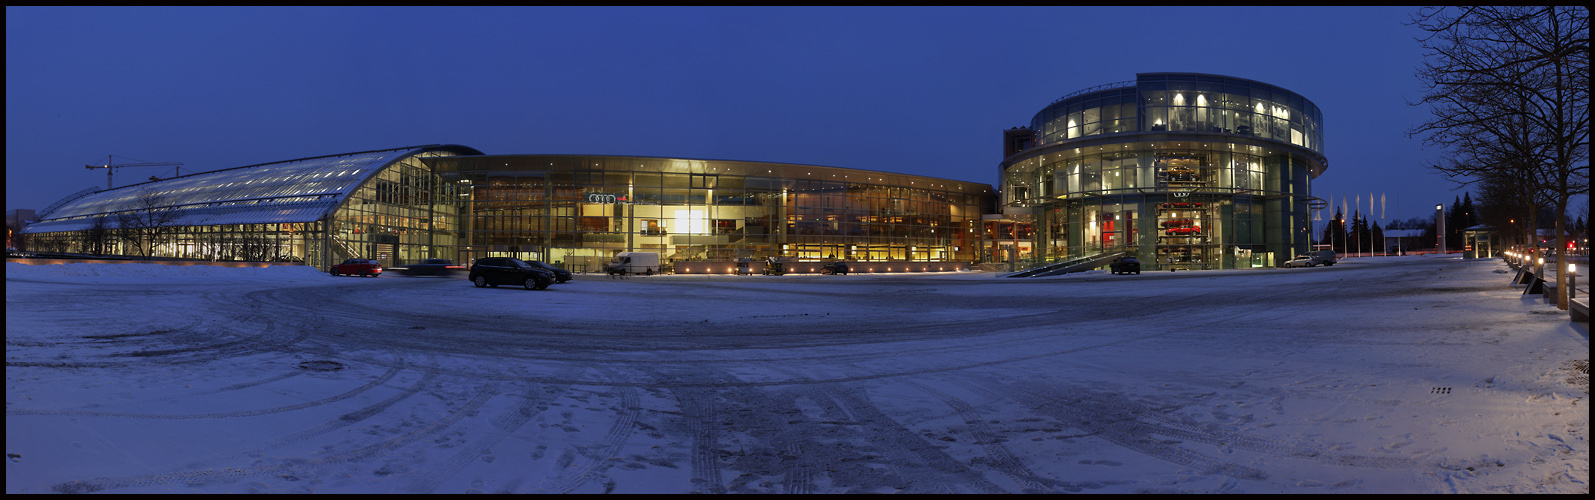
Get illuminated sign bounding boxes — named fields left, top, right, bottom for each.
left=585, top=193, right=628, bottom=204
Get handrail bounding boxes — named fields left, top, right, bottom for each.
left=1051, top=81, right=1135, bottom=104
left=1007, top=247, right=1132, bottom=277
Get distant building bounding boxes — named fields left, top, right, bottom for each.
left=6, top=208, right=35, bottom=229
left=1383, top=229, right=1425, bottom=253
left=1463, top=224, right=1501, bottom=259
left=6, top=208, right=35, bottom=249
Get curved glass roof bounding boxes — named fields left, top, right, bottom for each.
left=25, top=145, right=481, bottom=233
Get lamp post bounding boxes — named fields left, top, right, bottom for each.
left=1568, top=262, right=1577, bottom=300
left=1436, top=204, right=1445, bottom=256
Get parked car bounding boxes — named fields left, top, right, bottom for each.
left=1167, top=226, right=1202, bottom=235
left=1312, top=250, right=1338, bottom=266
left=402, top=258, right=464, bottom=276
left=1109, top=256, right=1141, bottom=275
left=1282, top=255, right=1316, bottom=268
left=822, top=262, right=849, bottom=275
left=1161, top=218, right=1194, bottom=228
left=527, top=260, right=572, bottom=283
left=468, top=257, right=554, bottom=290
left=330, top=258, right=383, bottom=277
left=1165, top=167, right=1199, bottom=181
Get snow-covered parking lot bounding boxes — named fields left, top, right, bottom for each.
left=5, top=256, right=1587, bottom=493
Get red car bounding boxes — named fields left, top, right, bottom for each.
left=1161, top=219, right=1194, bottom=228
left=1167, top=226, right=1202, bottom=235
left=330, top=258, right=383, bottom=277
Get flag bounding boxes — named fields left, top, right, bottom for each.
left=1380, top=193, right=1385, bottom=219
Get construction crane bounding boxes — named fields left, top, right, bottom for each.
left=84, top=155, right=184, bottom=190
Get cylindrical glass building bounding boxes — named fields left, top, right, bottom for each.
left=999, top=73, right=1328, bottom=270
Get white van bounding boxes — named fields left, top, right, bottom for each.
left=605, top=251, right=660, bottom=275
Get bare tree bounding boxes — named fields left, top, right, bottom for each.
left=1409, top=6, right=1589, bottom=309
left=81, top=216, right=112, bottom=257
left=34, top=233, right=70, bottom=254
left=238, top=229, right=277, bottom=262
left=114, top=189, right=184, bottom=260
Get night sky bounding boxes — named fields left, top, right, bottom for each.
left=8, top=6, right=1462, bottom=228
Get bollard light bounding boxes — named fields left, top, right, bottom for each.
left=1569, top=263, right=1576, bottom=275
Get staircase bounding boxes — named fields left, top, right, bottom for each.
left=1005, top=249, right=1130, bottom=278
left=330, top=234, right=360, bottom=261
left=665, top=245, right=706, bottom=263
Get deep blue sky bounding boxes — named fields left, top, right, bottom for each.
left=8, top=6, right=1466, bottom=226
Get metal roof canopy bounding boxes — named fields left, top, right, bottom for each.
left=24, top=145, right=482, bottom=234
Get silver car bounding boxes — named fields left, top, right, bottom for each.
left=1282, top=255, right=1316, bottom=268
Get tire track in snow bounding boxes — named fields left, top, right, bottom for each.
left=804, top=383, right=1006, bottom=493
left=50, top=381, right=500, bottom=493
left=670, top=383, right=726, bottom=493
left=536, top=366, right=640, bottom=493
left=905, top=380, right=1078, bottom=493
left=112, top=315, right=309, bottom=365
left=8, top=365, right=403, bottom=419
left=97, top=368, right=440, bottom=491
left=692, top=369, right=814, bottom=494
left=961, top=375, right=1419, bottom=482
left=958, top=377, right=1271, bottom=481
left=261, top=372, right=437, bottom=448
left=409, top=365, right=587, bottom=493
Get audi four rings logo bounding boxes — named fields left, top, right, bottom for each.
left=585, top=193, right=627, bottom=203
left=1173, top=192, right=1190, bottom=198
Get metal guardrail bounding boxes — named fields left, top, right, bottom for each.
left=36, top=186, right=103, bottom=219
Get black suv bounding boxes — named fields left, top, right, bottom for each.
left=526, top=260, right=572, bottom=283
left=1109, top=256, right=1140, bottom=275
left=468, top=257, right=555, bottom=290
left=402, top=258, right=462, bottom=276
left=821, top=262, right=849, bottom=275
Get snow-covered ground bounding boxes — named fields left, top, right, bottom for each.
left=5, top=256, right=1587, bottom=493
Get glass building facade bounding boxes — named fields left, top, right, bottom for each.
left=1001, top=73, right=1328, bottom=270
left=428, top=155, right=994, bottom=273
left=24, top=145, right=482, bottom=269
left=24, top=149, right=995, bottom=272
